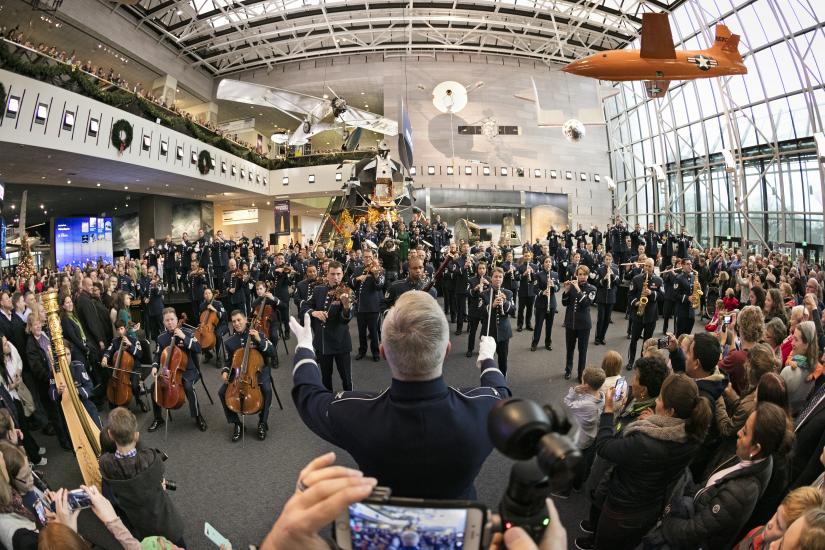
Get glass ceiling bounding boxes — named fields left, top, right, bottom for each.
left=121, top=0, right=688, bottom=75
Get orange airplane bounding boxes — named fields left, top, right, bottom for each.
left=562, top=12, right=747, bottom=98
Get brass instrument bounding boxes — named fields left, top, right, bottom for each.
left=42, top=290, right=102, bottom=488
left=637, top=271, right=649, bottom=317
left=689, top=272, right=703, bottom=310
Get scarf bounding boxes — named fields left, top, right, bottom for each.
left=36, top=333, right=53, bottom=372
left=67, top=312, right=86, bottom=342
left=622, top=414, right=689, bottom=444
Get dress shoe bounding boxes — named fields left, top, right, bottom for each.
left=232, top=423, right=242, bottom=442
left=355, top=353, right=366, bottom=360
left=579, top=520, right=595, bottom=534
left=517, top=327, right=523, bottom=332
left=545, top=343, right=552, bottom=350
left=455, top=330, right=463, bottom=336
left=530, top=345, right=537, bottom=352
left=257, top=422, right=268, bottom=441
left=465, top=350, right=473, bottom=358
left=148, top=419, right=164, bottom=432
left=372, top=355, right=379, bottom=362
left=196, top=414, right=208, bottom=432
left=526, top=325, right=534, bottom=331
left=564, top=372, right=571, bottom=380
left=575, top=536, right=595, bottom=550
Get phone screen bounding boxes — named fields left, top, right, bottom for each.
left=339, top=502, right=481, bottom=550
left=724, top=315, right=732, bottom=325
left=34, top=500, right=48, bottom=525
left=614, top=378, right=627, bottom=401
left=67, top=489, right=91, bottom=510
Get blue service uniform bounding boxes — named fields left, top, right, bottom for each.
left=479, top=286, right=515, bottom=376
left=593, top=263, right=619, bottom=343
left=117, top=274, right=137, bottom=298
left=532, top=270, right=560, bottom=350
left=382, top=278, right=437, bottom=311
left=199, top=298, right=227, bottom=365
left=350, top=264, right=385, bottom=358
left=102, top=335, right=143, bottom=410
left=674, top=270, right=697, bottom=336
left=299, top=285, right=354, bottom=391
left=291, top=346, right=511, bottom=499
left=466, top=276, right=491, bottom=354
left=562, top=282, right=597, bottom=380
left=49, top=359, right=101, bottom=428
left=515, top=262, right=539, bottom=330
left=628, top=272, right=664, bottom=369
left=151, top=328, right=203, bottom=420
left=219, top=331, right=277, bottom=427
left=449, top=255, right=473, bottom=334
left=268, top=266, right=294, bottom=338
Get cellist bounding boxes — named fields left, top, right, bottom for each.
left=199, top=288, right=227, bottom=368
left=148, top=308, right=207, bottom=433
left=101, top=320, right=146, bottom=412
left=218, top=310, right=276, bottom=442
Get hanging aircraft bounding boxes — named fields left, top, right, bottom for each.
left=216, top=79, right=398, bottom=146
left=562, top=12, right=747, bottom=99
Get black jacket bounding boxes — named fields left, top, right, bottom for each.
left=299, top=285, right=353, bottom=355
left=350, top=265, right=385, bottom=314
left=594, top=264, right=619, bottom=304
left=660, top=455, right=773, bottom=550
left=629, top=272, right=664, bottom=324
left=99, top=448, right=184, bottom=542
left=562, top=283, right=596, bottom=330
left=76, top=291, right=106, bottom=346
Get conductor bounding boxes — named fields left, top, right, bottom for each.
left=289, top=291, right=511, bottom=499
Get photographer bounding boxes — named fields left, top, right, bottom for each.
left=290, top=291, right=511, bottom=499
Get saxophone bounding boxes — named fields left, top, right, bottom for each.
left=637, top=271, right=649, bottom=317
left=689, top=272, right=703, bottom=310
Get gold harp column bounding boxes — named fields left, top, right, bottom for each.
left=42, top=290, right=102, bottom=488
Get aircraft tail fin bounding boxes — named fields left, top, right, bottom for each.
left=711, top=24, right=743, bottom=61
left=640, top=12, right=677, bottom=59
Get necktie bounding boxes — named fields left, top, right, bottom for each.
left=795, top=382, right=825, bottom=430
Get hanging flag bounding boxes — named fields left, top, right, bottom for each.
left=398, top=99, right=414, bottom=171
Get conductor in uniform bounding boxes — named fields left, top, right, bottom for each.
left=218, top=310, right=277, bottom=442
left=289, top=291, right=511, bottom=499
left=627, top=258, right=664, bottom=370
left=480, top=268, right=515, bottom=376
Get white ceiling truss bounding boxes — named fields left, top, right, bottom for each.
left=119, top=0, right=689, bottom=75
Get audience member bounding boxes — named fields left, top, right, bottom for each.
left=781, top=321, right=821, bottom=415
left=736, top=486, right=822, bottom=550
left=561, top=366, right=605, bottom=495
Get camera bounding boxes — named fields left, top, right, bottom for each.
left=657, top=337, right=668, bottom=349
left=488, top=398, right=581, bottom=542
left=165, top=479, right=178, bottom=491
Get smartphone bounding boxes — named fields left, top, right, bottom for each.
left=34, top=499, right=48, bottom=525
left=334, top=497, right=487, bottom=550
left=723, top=315, right=732, bottom=325
left=204, top=522, right=232, bottom=548
left=66, top=489, right=92, bottom=510
left=613, top=378, right=627, bottom=402
left=657, top=337, right=668, bottom=349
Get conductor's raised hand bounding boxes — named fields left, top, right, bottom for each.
left=289, top=312, right=314, bottom=352
left=477, top=335, right=497, bottom=367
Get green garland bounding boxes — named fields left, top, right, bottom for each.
left=197, top=150, right=214, bottom=175
left=111, top=119, right=133, bottom=152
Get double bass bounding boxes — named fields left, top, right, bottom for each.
left=224, top=301, right=265, bottom=415
left=195, top=293, right=220, bottom=350
left=105, top=337, right=135, bottom=407
left=154, top=314, right=188, bottom=410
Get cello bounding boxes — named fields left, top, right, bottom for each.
left=194, top=293, right=220, bottom=350
left=154, top=314, right=188, bottom=410
left=105, top=337, right=135, bottom=406
left=224, top=301, right=265, bottom=415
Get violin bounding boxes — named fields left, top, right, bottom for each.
left=105, top=337, right=135, bottom=407
left=195, top=294, right=220, bottom=350
left=154, top=313, right=189, bottom=410
left=224, top=301, right=265, bottom=415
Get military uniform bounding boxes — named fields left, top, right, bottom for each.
left=350, top=265, right=385, bottom=360
left=480, top=286, right=515, bottom=376
left=466, top=275, right=491, bottom=356
left=449, top=255, right=473, bottom=334
left=661, top=269, right=679, bottom=334
left=532, top=270, right=559, bottom=351
left=269, top=266, right=294, bottom=339
left=659, top=229, right=676, bottom=268
left=150, top=328, right=205, bottom=429
left=562, top=282, right=597, bottom=380
left=143, top=245, right=159, bottom=269
left=628, top=271, right=664, bottom=369
left=218, top=330, right=277, bottom=439
left=674, top=270, right=697, bottom=336
left=102, top=334, right=143, bottom=411
left=594, top=263, right=619, bottom=344
left=299, top=285, right=354, bottom=391
left=515, top=262, right=539, bottom=331
left=644, top=229, right=659, bottom=259
left=291, top=346, right=510, bottom=498
left=383, top=279, right=437, bottom=311
left=199, top=297, right=227, bottom=366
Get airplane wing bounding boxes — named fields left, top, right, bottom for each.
left=288, top=120, right=336, bottom=146
left=217, top=79, right=331, bottom=121
left=640, top=12, right=676, bottom=59
left=645, top=80, right=670, bottom=99
left=339, top=107, right=398, bottom=136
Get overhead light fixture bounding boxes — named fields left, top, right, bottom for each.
left=142, top=135, right=151, bottom=151
left=9, top=205, right=14, bottom=210
left=446, top=166, right=454, bottom=175
left=335, top=172, right=342, bottom=182
left=594, top=174, right=600, bottom=182
left=124, top=186, right=129, bottom=190
left=534, top=168, right=542, bottom=178
left=5, top=96, right=20, bottom=119
left=176, top=8, right=182, bottom=14
left=565, top=171, right=573, bottom=180
left=580, top=172, right=587, bottom=181
left=247, top=171, right=252, bottom=182
left=550, top=170, right=557, bottom=178
left=500, top=167, right=508, bottom=176
left=39, top=204, right=44, bottom=209
left=465, top=166, right=472, bottom=175
left=282, top=176, right=289, bottom=185
left=256, top=174, right=261, bottom=183
left=263, top=177, right=267, bottom=185
left=88, top=117, right=99, bottom=137
left=160, top=140, right=168, bottom=155
left=62, top=110, right=75, bottom=130
left=308, top=174, right=315, bottom=183
left=482, top=166, right=491, bottom=176
left=516, top=168, right=524, bottom=177
left=34, top=103, right=48, bottom=124
left=176, top=146, right=183, bottom=160
left=66, top=179, right=71, bottom=184
left=427, top=166, right=436, bottom=175
left=96, top=183, right=101, bottom=187
left=410, top=166, right=417, bottom=176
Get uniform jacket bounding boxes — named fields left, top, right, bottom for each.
left=535, top=271, right=560, bottom=314
left=644, top=230, right=659, bottom=258
left=594, top=264, right=619, bottom=304
left=102, top=335, right=141, bottom=364
left=629, top=272, right=664, bottom=324
left=467, top=276, right=491, bottom=320
left=562, top=283, right=596, bottom=330
left=480, top=287, right=515, bottom=342
left=674, top=271, right=697, bottom=320
left=350, top=265, right=385, bottom=314
left=222, top=331, right=276, bottom=383
left=660, top=230, right=676, bottom=257
left=299, top=285, right=353, bottom=355
left=515, top=263, right=539, bottom=297
left=291, top=346, right=511, bottom=499
left=153, top=328, right=201, bottom=381
left=449, top=255, right=473, bottom=295
left=383, top=279, right=437, bottom=310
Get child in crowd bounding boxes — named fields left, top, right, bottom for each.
left=735, top=486, right=822, bottom=550
left=723, top=287, right=740, bottom=312
left=705, top=298, right=726, bottom=332
left=599, top=351, right=624, bottom=393
left=559, top=366, right=606, bottom=497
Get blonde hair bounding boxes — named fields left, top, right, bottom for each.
left=782, top=486, right=823, bottom=526
left=600, top=351, right=623, bottom=377
left=738, top=305, right=765, bottom=343
left=582, top=367, right=606, bottom=390
left=382, top=291, right=449, bottom=381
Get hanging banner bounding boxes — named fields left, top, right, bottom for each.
left=222, top=208, right=259, bottom=226
left=274, top=201, right=291, bottom=235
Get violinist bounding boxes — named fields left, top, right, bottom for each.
left=466, top=261, right=491, bottom=358
left=101, top=320, right=146, bottom=412
left=269, top=253, right=294, bottom=340
left=350, top=249, right=384, bottom=362
left=479, top=268, right=515, bottom=375
left=141, top=267, right=165, bottom=341
left=218, top=310, right=276, bottom=442
left=224, top=259, right=248, bottom=317
left=299, top=261, right=353, bottom=392
left=187, top=260, right=206, bottom=319
left=148, top=308, right=207, bottom=433
left=199, top=288, right=226, bottom=368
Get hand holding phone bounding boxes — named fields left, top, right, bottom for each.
left=613, top=378, right=627, bottom=402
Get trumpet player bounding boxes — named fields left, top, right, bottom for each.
left=593, top=253, right=619, bottom=346
left=531, top=256, right=559, bottom=352
left=627, top=258, right=664, bottom=370
left=561, top=265, right=597, bottom=381
left=674, top=259, right=697, bottom=336
left=466, top=262, right=492, bottom=357
left=480, top=268, right=514, bottom=376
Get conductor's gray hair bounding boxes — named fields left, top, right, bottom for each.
left=382, top=291, right=449, bottom=381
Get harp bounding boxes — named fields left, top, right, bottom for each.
left=42, top=290, right=102, bottom=488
